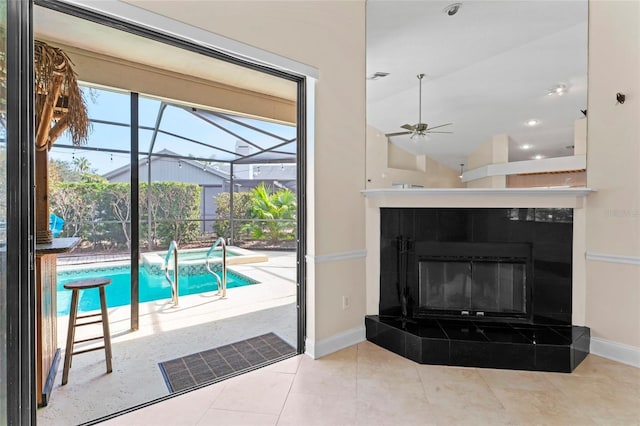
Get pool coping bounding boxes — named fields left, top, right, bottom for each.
left=57, top=246, right=269, bottom=274
left=141, top=246, right=268, bottom=268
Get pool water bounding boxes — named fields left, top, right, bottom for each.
left=57, top=266, right=258, bottom=315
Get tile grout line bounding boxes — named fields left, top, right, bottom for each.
left=414, top=361, right=431, bottom=405
left=475, top=368, right=507, bottom=411
left=274, top=360, right=298, bottom=426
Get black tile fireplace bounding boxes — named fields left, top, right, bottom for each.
left=366, top=208, right=590, bottom=372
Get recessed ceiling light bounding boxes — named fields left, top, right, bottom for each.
left=521, top=144, right=532, bottom=150
left=443, top=3, right=462, bottom=16
left=526, top=119, right=539, bottom=126
left=534, top=154, right=544, bottom=160
left=367, top=72, right=390, bottom=81
left=547, top=83, right=568, bottom=96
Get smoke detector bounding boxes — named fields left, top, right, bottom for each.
left=443, top=3, right=462, bottom=16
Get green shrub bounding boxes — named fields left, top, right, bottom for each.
left=50, top=181, right=201, bottom=249
left=141, top=182, right=201, bottom=246
left=242, top=183, right=296, bottom=242
left=212, top=192, right=252, bottom=239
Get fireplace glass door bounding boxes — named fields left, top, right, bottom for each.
left=419, top=260, right=526, bottom=316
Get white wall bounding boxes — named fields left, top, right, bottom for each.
left=585, top=0, right=640, bottom=360
left=119, top=0, right=368, bottom=352
left=466, top=134, right=508, bottom=188
left=75, top=0, right=640, bottom=363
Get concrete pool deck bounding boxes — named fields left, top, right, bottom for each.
left=37, top=250, right=297, bottom=426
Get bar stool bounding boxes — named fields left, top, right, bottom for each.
left=61, top=278, right=113, bottom=385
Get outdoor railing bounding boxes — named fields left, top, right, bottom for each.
left=54, top=217, right=296, bottom=253
left=205, top=237, right=227, bottom=298
left=163, top=240, right=179, bottom=306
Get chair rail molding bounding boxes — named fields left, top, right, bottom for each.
left=305, top=249, right=367, bottom=264
left=586, top=252, right=640, bottom=266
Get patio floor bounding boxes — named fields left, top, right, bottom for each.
left=37, top=250, right=297, bottom=426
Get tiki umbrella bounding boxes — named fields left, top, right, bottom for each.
left=34, top=40, right=90, bottom=243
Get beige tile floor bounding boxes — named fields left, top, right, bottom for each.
left=101, top=342, right=640, bottom=426
left=37, top=251, right=297, bottom=426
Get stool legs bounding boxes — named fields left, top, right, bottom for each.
left=99, top=286, right=113, bottom=374
left=62, top=290, right=79, bottom=385
left=61, top=287, right=113, bottom=385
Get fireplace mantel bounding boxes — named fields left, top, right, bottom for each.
left=362, top=187, right=594, bottom=209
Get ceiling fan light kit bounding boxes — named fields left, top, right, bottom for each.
left=367, top=71, right=390, bottom=81
left=385, top=73, right=453, bottom=140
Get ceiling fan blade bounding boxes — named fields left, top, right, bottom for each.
left=400, top=124, right=416, bottom=131
left=385, top=131, right=412, bottom=137
left=425, top=131, right=454, bottom=134
left=426, top=123, right=453, bottom=131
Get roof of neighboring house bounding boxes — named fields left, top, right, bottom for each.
left=102, top=149, right=231, bottom=181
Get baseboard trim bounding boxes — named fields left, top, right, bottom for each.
left=586, top=252, right=640, bottom=266
left=305, top=325, right=365, bottom=359
left=305, top=250, right=367, bottom=264
left=590, top=337, right=640, bottom=368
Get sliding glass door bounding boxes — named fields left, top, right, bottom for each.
left=0, top=0, right=7, bottom=419
left=3, top=0, right=36, bottom=424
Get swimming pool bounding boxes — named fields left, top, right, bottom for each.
left=56, top=265, right=258, bottom=316
left=177, top=249, right=237, bottom=262
left=140, top=246, right=268, bottom=274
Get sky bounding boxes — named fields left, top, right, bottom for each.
left=50, top=86, right=296, bottom=175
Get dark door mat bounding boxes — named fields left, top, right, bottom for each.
left=158, top=333, right=295, bottom=393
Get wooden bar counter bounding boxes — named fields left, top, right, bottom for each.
left=35, top=237, right=80, bottom=407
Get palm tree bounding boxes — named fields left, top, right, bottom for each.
left=244, top=183, right=296, bottom=242
left=72, top=156, right=91, bottom=174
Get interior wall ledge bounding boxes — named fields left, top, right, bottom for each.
left=461, top=155, right=586, bottom=183
left=586, top=252, right=640, bottom=266
left=361, top=187, right=595, bottom=198
left=305, top=250, right=367, bottom=264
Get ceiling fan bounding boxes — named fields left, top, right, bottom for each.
left=385, top=73, right=453, bottom=139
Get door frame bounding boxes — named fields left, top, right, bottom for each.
left=35, top=0, right=308, bottom=349
left=6, top=0, right=36, bottom=424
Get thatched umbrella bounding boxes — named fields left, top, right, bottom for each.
left=34, top=40, right=90, bottom=243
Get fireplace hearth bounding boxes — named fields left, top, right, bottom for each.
left=367, top=207, right=590, bottom=372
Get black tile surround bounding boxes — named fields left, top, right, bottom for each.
left=367, top=208, right=590, bottom=372
left=366, top=315, right=590, bottom=372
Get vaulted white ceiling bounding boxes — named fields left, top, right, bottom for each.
left=367, top=0, right=588, bottom=170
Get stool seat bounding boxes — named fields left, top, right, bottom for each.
left=64, top=277, right=111, bottom=290
left=62, top=277, right=113, bottom=385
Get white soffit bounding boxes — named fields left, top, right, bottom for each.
left=36, top=0, right=318, bottom=100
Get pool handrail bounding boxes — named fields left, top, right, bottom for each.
left=163, top=240, right=179, bottom=306
left=205, top=237, right=227, bottom=298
